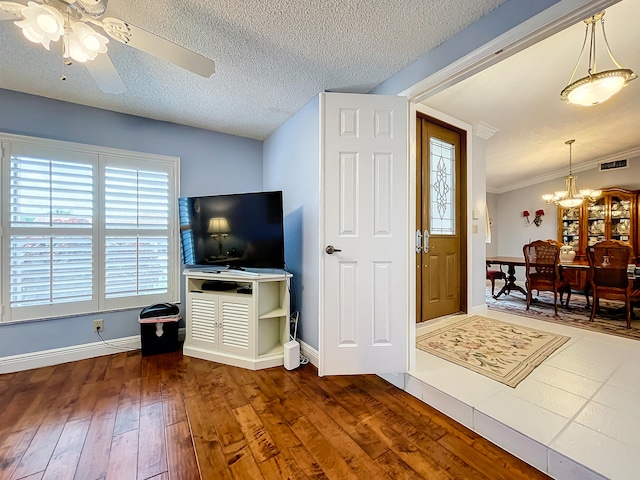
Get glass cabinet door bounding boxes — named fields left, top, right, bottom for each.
left=609, top=194, right=632, bottom=246
left=560, top=206, right=581, bottom=250
left=586, top=197, right=606, bottom=248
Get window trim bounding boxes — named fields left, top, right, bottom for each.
left=0, top=132, right=181, bottom=323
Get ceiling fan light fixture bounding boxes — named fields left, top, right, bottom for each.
left=65, top=21, right=108, bottom=62
left=561, top=10, right=636, bottom=106
left=15, top=1, right=64, bottom=49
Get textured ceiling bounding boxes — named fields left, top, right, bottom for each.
left=423, top=0, right=640, bottom=193
left=0, top=0, right=507, bottom=140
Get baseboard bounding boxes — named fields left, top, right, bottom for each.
left=0, top=336, right=141, bottom=374
left=299, top=340, right=318, bottom=368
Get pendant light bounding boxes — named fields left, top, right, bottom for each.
left=542, top=140, right=601, bottom=208
left=560, top=11, right=636, bottom=106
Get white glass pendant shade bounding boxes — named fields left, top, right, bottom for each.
left=562, top=69, right=636, bottom=106
left=561, top=11, right=636, bottom=106
left=15, top=2, right=64, bottom=50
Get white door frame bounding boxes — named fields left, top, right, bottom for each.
left=401, top=0, right=615, bottom=372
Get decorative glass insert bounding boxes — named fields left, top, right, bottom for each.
left=429, top=137, right=456, bottom=235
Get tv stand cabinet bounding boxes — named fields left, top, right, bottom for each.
left=183, top=270, right=292, bottom=370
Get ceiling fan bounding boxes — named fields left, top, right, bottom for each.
left=0, top=0, right=215, bottom=93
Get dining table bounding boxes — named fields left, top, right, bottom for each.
left=486, top=256, right=590, bottom=300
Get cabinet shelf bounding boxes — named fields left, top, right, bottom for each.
left=259, top=307, right=287, bottom=320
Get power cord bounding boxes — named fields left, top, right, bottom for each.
left=96, top=327, right=137, bottom=352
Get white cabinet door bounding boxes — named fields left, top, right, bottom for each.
left=219, top=295, right=253, bottom=356
left=320, top=92, right=409, bottom=376
left=187, top=292, right=253, bottom=357
left=187, top=293, right=218, bottom=348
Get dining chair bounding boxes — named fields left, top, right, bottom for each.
left=587, top=240, right=640, bottom=329
left=486, top=263, right=507, bottom=296
left=523, top=240, right=571, bottom=315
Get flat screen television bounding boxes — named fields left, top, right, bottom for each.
left=179, top=191, right=285, bottom=270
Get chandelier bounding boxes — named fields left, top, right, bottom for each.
left=542, top=140, right=601, bottom=208
left=4, top=1, right=108, bottom=63
left=560, top=11, right=636, bottom=106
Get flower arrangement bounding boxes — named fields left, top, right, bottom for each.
left=533, top=209, right=544, bottom=227
left=523, top=210, right=530, bottom=223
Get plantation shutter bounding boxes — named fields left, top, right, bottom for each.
left=1, top=134, right=179, bottom=323
left=104, top=160, right=170, bottom=305
left=7, top=144, right=97, bottom=320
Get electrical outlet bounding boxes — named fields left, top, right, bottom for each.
left=93, top=319, right=104, bottom=332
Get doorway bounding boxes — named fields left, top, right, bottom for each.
left=415, top=114, right=467, bottom=322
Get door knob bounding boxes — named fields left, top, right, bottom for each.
left=325, top=245, right=342, bottom=254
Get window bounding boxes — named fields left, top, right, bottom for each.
left=1, top=134, right=180, bottom=323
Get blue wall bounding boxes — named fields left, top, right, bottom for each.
left=0, top=88, right=263, bottom=357
left=263, top=97, right=320, bottom=349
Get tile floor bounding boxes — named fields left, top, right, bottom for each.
left=407, top=300, right=640, bottom=480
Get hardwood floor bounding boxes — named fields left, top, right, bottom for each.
left=0, top=350, right=551, bottom=479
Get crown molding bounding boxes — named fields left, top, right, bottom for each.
left=474, top=122, right=499, bottom=140
left=489, top=146, right=640, bottom=194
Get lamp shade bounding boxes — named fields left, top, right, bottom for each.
left=207, top=217, right=230, bottom=234
left=15, top=2, right=64, bottom=50
left=64, top=21, right=108, bottom=62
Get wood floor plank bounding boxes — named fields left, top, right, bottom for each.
left=0, top=426, right=38, bottom=480
left=232, top=404, right=279, bottom=463
left=257, top=454, right=304, bottom=480
left=241, top=384, right=322, bottom=479
left=105, top=429, right=139, bottom=480
left=0, top=353, right=553, bottom=480
left=68, top=382, right=101, bottom=421
left=141, top=356, right=162, bottom=407
left=41, top=417, right=91, bottom=480
left=84, top=355, right=110, bottom=383
left=211, top=367, right=251, bottom=410
left=347, top=374, right=448, bottom=441
left=10, top=422, right=65, bottom=480
left=289, top=414, right=361, bottom=480
left=16, top=473, right=44, bottom=480
left=137, top=402, right=168, bottom=479
left=165, top=421, right=199, bottom=480
left=113, top=377, right=142, bottom=436
left=330, top=376, right=492, bottom=480
left=291, top=373, right=389, bottom=459
left=183, top=394, right=232, bottom=480
left=73, top=395, right=118, bottom=480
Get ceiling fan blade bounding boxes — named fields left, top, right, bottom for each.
left=0, top=1, right=24, bottom=20
left=101, top=17, right=215, bottom=78
left=84, top=53, right=127, bottom=94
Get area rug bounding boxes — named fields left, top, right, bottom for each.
left=486, top=285, right=640, bottom=341
left=416, top=315, right=570, bottom=388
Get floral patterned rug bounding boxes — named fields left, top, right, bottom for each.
left=486, top=286, right=640, bottom=341
left=416, top=315, right=570, bottom=388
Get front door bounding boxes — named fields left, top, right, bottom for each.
left=416, top=117, right=465, bottom=321
left=319, top=92, right=409, bottom=376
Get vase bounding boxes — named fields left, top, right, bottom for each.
left=560, top=248, right=576, bottom=263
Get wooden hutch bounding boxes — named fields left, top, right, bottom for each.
left=557, top=187, right=639, bottom=289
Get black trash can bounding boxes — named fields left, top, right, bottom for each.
left=138, top=303, right=181, bottom=356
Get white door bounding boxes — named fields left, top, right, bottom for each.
left=319, top=92, right=409, bottom=376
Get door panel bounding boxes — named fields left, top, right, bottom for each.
left=320, top=92, right=409, bottom=376
left=417, top=118, right=464, bottom=321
